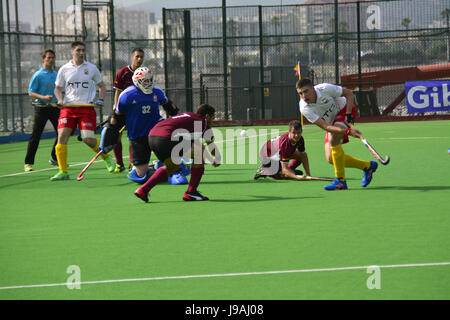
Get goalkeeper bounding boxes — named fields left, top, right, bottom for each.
left=101, top=66, right=179, bottom=184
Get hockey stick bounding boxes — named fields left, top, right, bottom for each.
left=76, top=125, right=126, bottom=180
left=305, top=176, right=334, bottom=181
left=296, top=175, right=334, bottom=181
left=77, top=150, right=103, bottom=181
left=345, top=121, right=390, bottom=165
left=32, top=102, right=102, bottom=108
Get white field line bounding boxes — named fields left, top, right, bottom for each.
left=0, top=261, right=449, bottom=291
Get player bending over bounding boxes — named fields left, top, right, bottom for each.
left=296, top=78, right=377, bottom=190
left=254, top=120, right=311, bottom=181
left=134, top=104, right=220, bottom=202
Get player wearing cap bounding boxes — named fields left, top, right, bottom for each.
left=51, top=41, right=114, bottom=181
left=296, top=78, right=377, bottom=190
left=254, top=120, right=311, bottom=181
left=134, top=104, right=220, bottom=202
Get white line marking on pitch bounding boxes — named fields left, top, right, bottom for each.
left=0, top=261, right=449, bottom=291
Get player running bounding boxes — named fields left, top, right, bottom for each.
left=254, top=120, right=311, bottom=181
left=134, top=104, right=220, bottom=202
left=296, top=78, right=378, bottom=190
left=51, top=41, right=114, bottom=181
left=102, top=66, right=178, bottom=184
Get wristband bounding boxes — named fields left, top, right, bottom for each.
left=345, top=128, right=351, bottom=135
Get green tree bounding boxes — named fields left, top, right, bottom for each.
left=401, top=18, right=411, bottom=38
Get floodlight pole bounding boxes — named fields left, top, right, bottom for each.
left=334, top=0, right=339, bottom=84
left=222, top=0, right=229, bottom=120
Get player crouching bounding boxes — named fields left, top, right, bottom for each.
left=254, top=120, right=311, bottom=181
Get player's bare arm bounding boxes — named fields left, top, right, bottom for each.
left=298, top=151, right=311, bottom=176
left=29, top=92, right=53, bottom=102
left=113, top=88, right=122, bottom=107
left=314, top=118, right=362, bottom=139
left=280, top=162, right=306, bottom=181
left=97, top=81, right=106, bottom=100
left=341, top=88, right=355, bottom=114
left=206, top=140, right=221, bottom=167
left=54, top=85, right=63, bottom=105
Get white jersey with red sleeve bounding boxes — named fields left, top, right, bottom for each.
left=299, top=83, right=347, bottom=124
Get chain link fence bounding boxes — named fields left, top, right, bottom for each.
left=1, top=0, right=449, bottom=136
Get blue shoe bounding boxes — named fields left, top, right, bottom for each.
left=168, top=173, right=188, bottom=185
left=324, top=178, right=348, bottom=191
left=362, top=161, right=378, bottom=187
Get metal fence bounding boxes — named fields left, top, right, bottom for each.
left=1, top=0, right=450, bottom=136
left=164, top=0, right=450, bottom=120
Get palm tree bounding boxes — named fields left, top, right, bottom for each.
left=401, top=18, right=411, bottom=38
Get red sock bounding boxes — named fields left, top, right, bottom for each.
left=288, top=159, right=301, bottom=170
left=114, top=140, right=124, bottom=166
left=187, top=165, right=205, bottom=193
left=141, top=167, right=168, bottom=193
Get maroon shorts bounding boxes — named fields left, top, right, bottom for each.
left=324, top=104, right=357, bottom=145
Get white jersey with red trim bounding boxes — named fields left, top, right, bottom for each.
left=299, top=83, right=347, bottom=124
left=55, top=60, right=102, bottom=105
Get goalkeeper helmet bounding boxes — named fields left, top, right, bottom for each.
left=132, top=67, right=153, bottom=94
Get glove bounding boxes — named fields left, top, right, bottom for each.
left=94, top=99, right=104, bottom=107
left=346, top=113, right=354, bottom=125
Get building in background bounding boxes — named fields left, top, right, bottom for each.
left=46, top=7, right=153, bottom=39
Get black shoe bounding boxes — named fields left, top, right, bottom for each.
left=183, top=191, right=209, bottom=201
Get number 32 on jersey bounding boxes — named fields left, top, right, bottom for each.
left=141, top=105, right=152, bottom=114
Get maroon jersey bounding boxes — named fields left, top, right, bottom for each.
left=149, top=112, right=213, bottom=142
left=260, top=132, right=305, bottom=163
left=113, top=65, right=134, bottom=91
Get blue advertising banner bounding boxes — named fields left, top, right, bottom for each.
left=405, top=80, right=450, bottom=113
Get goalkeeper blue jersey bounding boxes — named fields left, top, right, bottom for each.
left=116, top=84, right=167, bottom=140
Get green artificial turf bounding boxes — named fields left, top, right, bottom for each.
left=0, top=120, right=449, bottom=299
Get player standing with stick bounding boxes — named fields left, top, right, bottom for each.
left=296, top=78, right=378, bottom=190
left=24, top=49, right=59, bottom=172
left=51, top=41, right=115, bottom=181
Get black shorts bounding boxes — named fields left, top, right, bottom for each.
left=148, top=136, right=187, bottom=162
left=130, top=136, right=152, bottom=166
